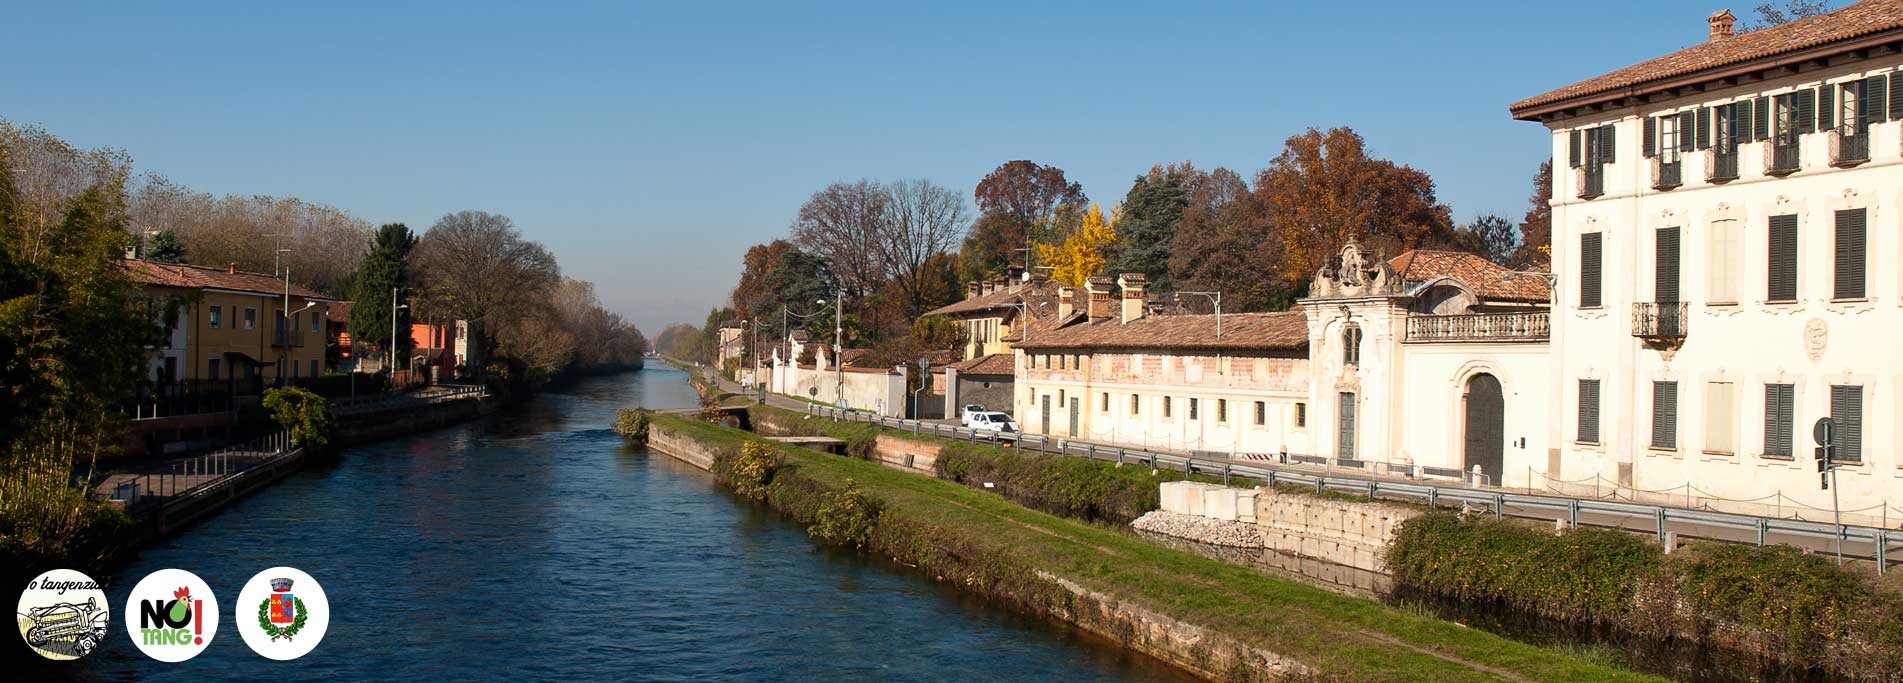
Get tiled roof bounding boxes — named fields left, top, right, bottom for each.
left=326, top=301, right=353, bottom=322
left=1001, top=310, right=1083, bottom=343
left=1014, top=309, right=1309, bottom=353
left=924, top=280, right=1057, bottom=318
left=946, top=353, right=1015, bottom=376
left=1512, top=0, right=1903, bottom=117
left=121, top=259, right=331, bottom=300
left=1388, top=250, right=1551, bottom=303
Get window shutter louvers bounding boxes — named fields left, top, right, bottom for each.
left=1830, top=386, right=1863, bottom=463
left=1652, top=381, right=1677, bottom=449
left=1755, top=96, right=1771, bottom=139
left=1764, top=384, right=1794, bottom=457
left=1678, top=112, right=1695, bottom=151
left=1580, top=232, right=1603, bottom=307
left=1817, top=85, right=1835, bottom=131
left=1732, top=101, right=1753, bottom=144
left=1891, top=72, right=1903, bottom=121
left=1656, top=227, right=1681, bottom=303
left=1569, top=130, right=1581, bottom=167
left=1768, top=214, right=1799, bottom=301
left=1643, top=116, right=1657, bottom=157
left=1866, top=75, right=1887, bottom=123
left=1600, top=124, right=1616, bottom=163
left=1834, top=208, right=1867, bottom=299
left=1579, top=379, right=1600, bottom=443
left=1797, top=89, right=1817, bottom=133
left=1696, top=107, right=1712, bottom=148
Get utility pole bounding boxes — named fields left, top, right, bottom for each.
left=834, top=289, right=844, bottom=408
left=390, top=287, right=410, bottom=377
left=1176, top=291, right=1223, bottom=338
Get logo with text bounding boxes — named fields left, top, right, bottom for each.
left=16, top=568, right=109, bottom=661
left=235, top=567, right=328, bottom=660
left=124, top=569, right=218, bottom=662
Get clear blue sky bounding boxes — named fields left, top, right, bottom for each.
left=1, top=0, right=1732, bottom=334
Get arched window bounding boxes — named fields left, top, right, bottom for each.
left=1342, top=323, right=1362, bottom=366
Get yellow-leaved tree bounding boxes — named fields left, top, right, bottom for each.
left=1036, top=203, right=1118, bottom=287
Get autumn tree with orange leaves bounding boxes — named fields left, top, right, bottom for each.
left=1252, top=127, right=1456, bottom=282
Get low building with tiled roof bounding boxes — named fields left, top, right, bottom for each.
left=122, top=259, right=337, bottom=394
left=1506, top=0, right=1903, bottom=517
left=922, top=268, right=1059, bottom=361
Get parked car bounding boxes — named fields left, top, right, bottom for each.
left=964, top=411, right=1017, bottom=433
left=960, top=404, right=986, bottom=424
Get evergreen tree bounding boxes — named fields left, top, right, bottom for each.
left=147, top=229, right=185, bottom=264
left=346, top=223, right=418, bottom=367
left=1105, top=166, right=1191, bottom=289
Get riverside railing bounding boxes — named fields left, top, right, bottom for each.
left=102, top=431, right=294, bottom=516
left=331, top=383, right=486, bottom=417
left=800, top=404, right=1896, bottom=574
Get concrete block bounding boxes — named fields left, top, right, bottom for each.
left=1234, top=490, right=1260, bottom=523
left=1202, top=488, right=1239, bottom=521
left=1158, top=481, right=1192, bottom=514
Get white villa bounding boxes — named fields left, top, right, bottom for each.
left=1514, top=2, right=1903, bottom=519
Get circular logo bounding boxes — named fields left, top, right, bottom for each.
left=124, top=569, right=218, bottom=662
left=16, top=568, right=110, bottom=661
left=233, top=567, right=328, bottom=660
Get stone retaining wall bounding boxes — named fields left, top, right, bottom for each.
left=1155, top=481, right=1420, bottom=575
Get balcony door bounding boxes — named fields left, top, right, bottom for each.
left=1463, top=374, right=1505, bottom=484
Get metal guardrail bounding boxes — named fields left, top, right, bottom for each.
left=102, top=431, right=294, bottom=514
left=802, top=405, right=1896, bottom=573
left=331, top=384, right=486, bottom=417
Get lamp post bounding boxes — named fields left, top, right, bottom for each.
left=832, top=291, right=844, bottom=407
left=1007, top=300, right=1049, bottom=345
left=1175, top=291, right=1223, bottom=338
left=277, top=268, right=316, bottom=385
left=390, top=286, right=409, bottom=376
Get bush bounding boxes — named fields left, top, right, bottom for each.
left=934, top=442, right=1202, bottom=524
left=1385, top=512, right=1659, bottom=625
left=724, top=441, right=783, bottom=501
left=810, top=478, right=884, bottom=548
left=612, top=408, right=652, bottom=444
left=261, top=386, right=334, bottom=451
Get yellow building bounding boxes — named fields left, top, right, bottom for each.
left=124, top=260, right=336, bottom=391
left=923, top=274, right=1060, bottom=362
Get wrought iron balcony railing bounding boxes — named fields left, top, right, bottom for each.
left=1765, top=139, right=1801, bottom=175
left=1706, top=148, right=1739, bottom=182
left=1650, top=158, right=1681, bottom=190
left=1573, top=165, right=1604, bottom=199
left=1405, top=311, right=1549, bottom=343
left=1632, top=302, right=1689, bottom=339
left=1830, top=129, right=1870, bottom=167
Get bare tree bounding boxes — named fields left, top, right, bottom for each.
left=1743, top=0, right=1831, bottom=30
left=1, top=120, right=133, bottom=263
left=126, top=173, right=372, bottom=295
left=879, top=178, right=968, bottom=316
left=790, top=180, right=888, bottom=296
left=412, top=210, right=561, bottom=359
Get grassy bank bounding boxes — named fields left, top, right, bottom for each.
left=1388, top=512, right=1903, bottom=678
left=649, top=412, right=1659, bottom=682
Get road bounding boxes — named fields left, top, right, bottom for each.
left=695, top=365, right=1898, bottom=571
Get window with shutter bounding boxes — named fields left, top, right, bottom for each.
left=1829, top=385, right=1862, bottom=463
left=1866, top=75, right=1887, bottom=122
left=1189, top=397, right=1199, bottom=420
left=1891, top=72, right=1903, bottom=121
left=1818, top=84, right=1835, bottom=131
left=1768, top=214, right=1799, bottom=302
left=1254, top=401, right=1266, bottom=426
left=1337, top=392, right=1357, bottom=458
left=1579, top=379, right=1601, bottom=443
left=1643, top=117, right=1657, bottom=157
left=1696, top=107, right=1712, bottom=148
left=1707, top=219, right=1740, bottom=303
left=1581, top=232, right=1603, bottom=307
left=1797, top=89, right=1817, bottom=133
left=1755, top=96, right=1771, bottom=139
left=1834, top=208, right=1866, bottom=299
left=1569, top=130, right=1582, bottom=167
left=1163, top=396, right=1172, bottom=418
left=1734, top=100, right=1754, bottom=144
left=1656, top=227, right=1681, bottom=303
left=1679, top=112, right=1695, bottom=151
left=1705, top=382, right=1736, bottom=454
left=1651, top=381, right=1678, bottom=449
left=1764, top=383, right=1794, bottom=457
left=1600, top=124, right=1616, bottom=163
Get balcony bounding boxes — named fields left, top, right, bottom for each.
left=1830, top=129, right=1869, bottom=167
left=1705, top=148, right=1739, bottom=183
left=272, top=328, right=305, bottom=348
left=1765, top=139, right=1800, bottom=175
left=1631, top=302, right=1689, bottom=340
left=1405, top=311, right=1549, bottom=343
left=1650, top=157, right=1682, bottom=190
left=1573, top=165, right=1604, bottom=199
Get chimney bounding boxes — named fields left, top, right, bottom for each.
left=1708, top=9, right=1735, bottom=41
left=990, top=276, right=1006, bottom=296
left=1005, top=265, right=1025, bottom=291
left=1084, top=276, right=1114, bottom=321
left=1056, top=286, right=1075, bottom=320
left=228, top=262, right=237, bottom=274
left=966, top=281, right=981, bottom=300
left=1117, top=273, right=1147, bottom=324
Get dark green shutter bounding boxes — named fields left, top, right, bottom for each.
left=1765, top=384, right=1794, bottom=457
left=1600, top=124, right=1616, bottom=163
left=1656, top=227, right=1680, bottom=303
left=1866, top=75, right=1887, bottom=123
left=1579, top=379, right=1601, bottom=443
left=1797, top=89, right=1816, bottom=133
left=1733, top=101, right=1753, bottom=144
left=1569, top=130, right=1581, bottom=167
left=1830, top=385, right=1863, bottom=463
left=1835, top=208, right=1866, bottom=299
left=1652, top=381, right=1677, bottom=449
left=1580, top=232, right=1603, bottom=307
left=1818, top=85, right=1834, bottom=131
left=1755, top=96, right=1771, bottom=139
left=1678, top=112, right=1695, bottom=151
left=1643, top=116, right=1657, bottom=157
left=1768, top=214, right=1798, bottom=301
left=1696, top=107, right=1712, bottom=149
left=1337, top=392, right=1356, bottom=458
left=1891, top=72, right=1903, bottom=121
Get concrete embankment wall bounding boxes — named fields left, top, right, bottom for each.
left=1153, top=481, right=1420, bottom=576
left=334, top=396, right=499, bottom=446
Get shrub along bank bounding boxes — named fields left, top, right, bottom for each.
left=650, top=412, right=1659, bottom=683
left=1386, top=512, right=1903, bottom=678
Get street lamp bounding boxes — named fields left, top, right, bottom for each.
left=829, top=293, right=844, bottom=407
left=391, top=286, right=409, bottom=375
left=1175, top=291, right=1223, bottom=339
left=276, top=267, right=318, bottom=385
left=1007, top=300, right=1049, bottom=344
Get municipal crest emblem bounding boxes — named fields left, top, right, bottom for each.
left=257, top=578, right=308, bottom=640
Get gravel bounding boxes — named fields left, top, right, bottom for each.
left=1131, top=510, right=1264, bottom=549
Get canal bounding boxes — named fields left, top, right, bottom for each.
left=47, top=364, right=1195, bottom=682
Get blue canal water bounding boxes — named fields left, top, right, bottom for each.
left=41, top=364, right=1196, bottom=682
